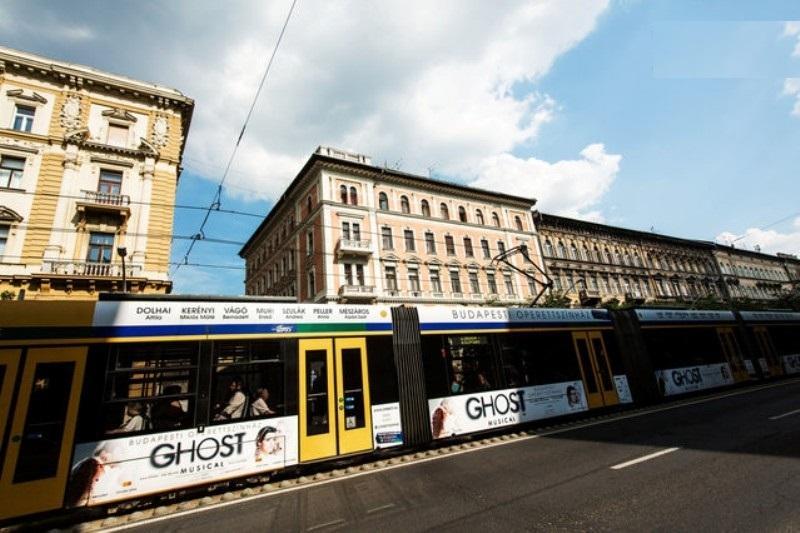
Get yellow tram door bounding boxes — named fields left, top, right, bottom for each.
left=299, top=337, right=373, bottom=462
left=334, top=337, right=372, bottom=456
left=572, top=332, right=619, bottom=409
left=716, top=328, right=748, bottom=382
left=0, top=347, right=86, bottom=521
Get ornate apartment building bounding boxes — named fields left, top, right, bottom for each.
left=534, top=213, right=723, bottom=306
left=240, top=147, right=547, bottom=304
left=713, top=245, right=794, bottom=301
left=0, top=47, right=193, bottom=299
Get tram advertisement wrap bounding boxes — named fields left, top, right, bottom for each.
left=655, top=363, right=734, bottom=396
left=66, top=416, right=299, bottom=507
left=428, top=381, right=588, bottom=439
left=784, top=354, right=800, bottom=375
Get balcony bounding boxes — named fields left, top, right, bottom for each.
left=337, top=238, right=372, bottom=257
left=41, top=260, right=142, bottom=278
left=338, top=284, right=376, bottom=301
left=76, top=190, right=131, bottom=224
left=624, top=291, right=645, bottom=304
left=579, top=289, right=602, bottom=306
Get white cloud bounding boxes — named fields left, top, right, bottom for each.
left=470, top=143, right=622, bottom=219
left=716, top=217, right=800, bottom=255
left=784, top=21, right=800, bottom=57
left=784, top=78, right=800, bottom=117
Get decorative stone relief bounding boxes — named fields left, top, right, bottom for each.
left=60, top=94, right=83, bottom=132
left=151, top=115, right=169, bottom=149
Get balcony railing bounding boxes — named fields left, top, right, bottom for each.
left=41, top=260, right=142, bottom=278
left=338, top=284, right=376, bottom=298
left=337, top=238, right=372, bottom=256
left=81, top=189, right=131, bottom=206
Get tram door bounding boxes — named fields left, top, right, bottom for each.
left=716, top=328, right=748, bottom=382
left=0, top=347, right=86, bottom=520
left=299, top=338, right=373, bottom=462
left=572, top=332, right=619, bottom=409
left=752, top=327, right=782, bottom=377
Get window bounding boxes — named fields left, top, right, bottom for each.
left=605, top=248, right=613, bottom=264
left=306, top=231, right=314, bottom=256
left=445, top=235, right=456, bottom=255
left=514, top=216, right=523, bottom=231
left=450, top=269, right=462, bottom=294
left=425, top=231, right=436, bottom=254
left=426, top=334, right=499, bottom=397
left=463, top=237, right=474, bottom=257
left=106, top=123, right=129, bottom=147
left=98, top=169, right=123, bottom=196
left=527, top=275, right=537, bottom=294
left=570, top=243, right=578, bottom=260
left=440, top=203, right=449, bottom=219
left=87, top=232, right=114, bottom=263
left=306, top=196, right=312, bottom=214
left=497, top=241, right=506, bottom=255
left=496, top=331, right=582, bottom=388
left=421, top=200, right=431, bottom=217
left=0, top=224, right=8, bottom=257
left=379, top=192, right=389, bottom=210
left=486, top=271, right=498, bottom=294
left=557, top=242, right=566, bottom=258
left=430, top=269, right=442, bottom=292
left=469, top=271, right=480, bottom=293
left=504, top=273, right=515, bottom=295
left=0, top=156, right=25, bottom=189
left=491, top=212, right=501, bottom=227
left=408, top=267, right=421, bottom=292
left=404, top=229, right=415, bottom=251
left=476, top=210, right=485, bottom=225
left=544, top=240, right=554, bottom=257
left=481, top=239, right=490, bottom=259
left=340, top=185, right=348, bottom=203
left=100, top=342, right=199, bottom=435
left=458, top=206, right=467, bottom=222
left=349, top=186, right=358, bottom=205
left=307, top=270, right=316, bottom=296
left=211, top=340, right=285, bottom=424
left=12, top=105, right=35, bottom=132
left=385, top=266, right=398, bottom=291
left=342, top=221, right=351, bottom=240
left=343, top=263, right=365, bottom=286
left=381, top=227, right=394, bottom=250
left=401, top=195, right=410, bottom=214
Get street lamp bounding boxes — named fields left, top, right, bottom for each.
left=117, top=246, right=127, bottom=294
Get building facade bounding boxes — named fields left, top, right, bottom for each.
left=240, top=147, right=547, bottom=304
left=534, top=213, right=723, bottom=306
left=713, top=245, right=794, bottom=301
left=0, top=47, right=193, bottom=299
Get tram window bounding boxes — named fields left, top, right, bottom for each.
left=422, top=335, right=449, bottom=398
left=769, top=325, right=800, bottom=356
left=497, top=332, right=582, bottom=387
left=341, top=348, right=366, bottom=429
left=212, top=340, right=285, bottom=424
left=601, top=331, right=626, bottom=375
left=13, top=362, right=75, bottom=483
left=644, top=328, right=726, bottom=369
left=441, top=335, right=499, bottom=394
left=306, top=350, right=329, bottom=436
left=367, top=336, right=399, bottom=404
left=103, top=343, right=199, bottom=435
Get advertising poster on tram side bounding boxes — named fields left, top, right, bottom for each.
left=66, top=416, right=298, bottom=507
left=613, top=375, right=633, bottom=404
left=371, top=403, right=403, bottom=448
left=655, top=363, right=735, bottom=396
left=428, top=381, right=588, bottom=439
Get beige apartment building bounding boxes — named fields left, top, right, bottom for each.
left=240, top=147, right=547, bottom=304
left=534, top=213, right=723, bottom=306
left=713, top=245, right=793, bottom=301
left=0, top=47, right=193, bottom=299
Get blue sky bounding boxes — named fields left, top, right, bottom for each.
left=2, top=0, right=799, bottom=295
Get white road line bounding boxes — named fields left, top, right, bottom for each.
left=769, top=407, right=800, bottom=421
left=610, top=447, right=680, bottom=470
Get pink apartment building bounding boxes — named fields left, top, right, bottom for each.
left=239, top=147, right=547, bottom=304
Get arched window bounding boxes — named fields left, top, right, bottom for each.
left=557, top=241, right=566, bottom=259
left=378, top=192, right=389, bottom=211
left=440, top=203, right=449, bottom=219
left=421, top=200, right=430, bottom=217
left=514, top=216, right=523, bottom=231
left=570, top=243, right=578, bottom=260
left=624, top=252, right=631, bottom=266
left=593, top=245, right=600, bottom=262
left=401, top=195, right=410, bottom=214
left=614, top=249, right=622, bottom=264
left=340, top=185, right=348, bottom=204
left=458, top=206, right=467, bottom=222
left=604, top=248, right=613, bottom=264
left=582, top=245, right=590, bottom=262
left=475, top=209, right=485, bottom=225
left=544, top=240, right=554, bottom=256
left=306, top=196, right=312, bottom=214
left=491, top=212, right=500, bottom=227
left=349, top=186, right=358, bottom=205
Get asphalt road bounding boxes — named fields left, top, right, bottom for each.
left=126, top=380, right=800, bottom=532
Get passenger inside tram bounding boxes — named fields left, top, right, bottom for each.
left=250, top=387, right=276, bottom=417
left=151, top=385, right=187, bottom=429
left=108, top=402, right=147, bottom=434
left=214, top=377, right=247, bottom=420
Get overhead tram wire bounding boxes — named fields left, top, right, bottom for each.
left=174, top=0, right=299, bottom=275
left=728, top=210, right=800, bottom=244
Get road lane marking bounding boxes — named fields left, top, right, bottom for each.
left=102, top=378, right=800, bottom=532
left=769, top=407, right=800, bottom=420
left=610, top=447, right=680, bottom=470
